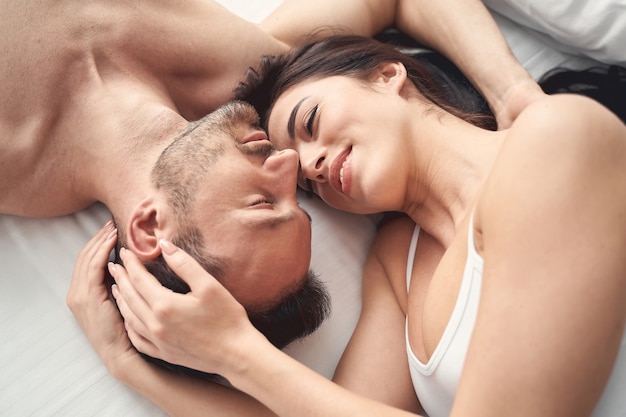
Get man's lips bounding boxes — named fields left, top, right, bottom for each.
left=330, top=147, right=352, bottom=195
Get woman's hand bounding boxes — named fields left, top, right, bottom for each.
left=66, top=221, right=137, bottom=379
left=109, top=240, right=258, bottom=377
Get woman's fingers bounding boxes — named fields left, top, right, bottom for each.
left=117, top=247, right=172, bottom=304
left=66, top=222, right=138, bottom=375
left=76, top=221, right=114, bottom=280
left=87, top=222, right=118, bottom=285
left=108, top=261, right=155, bottom=344
left=108, top=240, right=255, bottom=374
left=109, top=247, right=190, bottom=356
left=78, top=220, right=114, bottom=261
left=158, top=239, right=220, bottom=291
left=67, top=221, right=117, bottom=308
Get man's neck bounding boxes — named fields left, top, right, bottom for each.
left=0, top=86, right=187, bottom=218
left=89, top=104, right=189, bottom=223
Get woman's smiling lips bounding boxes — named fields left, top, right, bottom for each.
left=330, top=147, right=352, bottom=195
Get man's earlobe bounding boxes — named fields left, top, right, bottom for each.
left=127, top=200, right=161, bottom=261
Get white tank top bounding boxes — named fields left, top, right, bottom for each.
left=404, top=222, right=626, bottom=417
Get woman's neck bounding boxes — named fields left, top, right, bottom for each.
left=403, top=110, right=504, bottom=247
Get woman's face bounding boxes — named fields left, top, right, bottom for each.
left=267, top=70, right=412, bottom=214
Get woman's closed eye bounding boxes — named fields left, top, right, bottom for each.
left=304, top=104, right=318, bottom=136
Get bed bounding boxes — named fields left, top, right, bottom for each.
left=0, top=1, right=620, bottom=415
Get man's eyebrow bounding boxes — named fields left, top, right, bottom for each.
left=287, top=96, right=310, bottom=140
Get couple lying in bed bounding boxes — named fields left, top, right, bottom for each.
left=1, top=0, right=540, bottom=341
left=74, top=35, right=626, bottom=417
left=3, top=0, right=625, bottom=415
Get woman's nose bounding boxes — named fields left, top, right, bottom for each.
left=300, top=144, right=327, bottom=183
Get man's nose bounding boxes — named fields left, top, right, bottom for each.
left=263, top=149, right=299, bottom=179
left=262, top=149, right=300, bottom=194
left=264, top=149, right=299, bottom=173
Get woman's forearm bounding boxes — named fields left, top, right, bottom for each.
left=223, top=330, right=422, bottom=417
left=114, top=355, right=278, bottom=417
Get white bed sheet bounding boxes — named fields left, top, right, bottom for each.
left=484, top=0, right=626, bottom=66
left=0, top=1, right=610, bottom=416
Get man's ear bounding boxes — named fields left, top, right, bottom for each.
left=373, top=61, right=408, bottom=95
left=126, top=198, right=174, bottom=261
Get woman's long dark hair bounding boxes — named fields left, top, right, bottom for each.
left=234, top=33, right=497, bottom=131
left=234, top=32, right=626, bottom=130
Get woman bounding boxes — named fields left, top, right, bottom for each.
left=82, top=36, right=626, bottom=417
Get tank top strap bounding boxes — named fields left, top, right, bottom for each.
left=406, top=224, right=421, bottom=291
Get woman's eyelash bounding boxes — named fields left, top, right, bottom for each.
left=305, top=105, right=318, bottom=135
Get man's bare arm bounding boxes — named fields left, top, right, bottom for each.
left=260, top=0, right=397, bottom=46
left=394, top=0, right=544, bottom=128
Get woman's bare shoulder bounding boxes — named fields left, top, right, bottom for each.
left=485, top=94, right=625, bottom=193
left=507, top=94, right=624, bottom=152
left=476, top=93, right=626, bottom=248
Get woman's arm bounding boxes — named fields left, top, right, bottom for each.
left=333, top=217, right=424, bottom=412
left=454, top=95, right=626, bottom=417
left=111, top=240, right=426, bottom=417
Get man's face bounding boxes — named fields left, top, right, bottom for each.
left=186, top=102, right=312, bottom=311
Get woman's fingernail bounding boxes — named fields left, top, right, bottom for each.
left=159, top=239, right=177, bottom=255
left=108, top=262, right=117, bottom=275
left=119, top=247, right=127, bottom=260
left=111, top=283, right=119, bottom=298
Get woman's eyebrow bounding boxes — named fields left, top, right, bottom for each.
left=287, top=96, right=310, bottom=139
